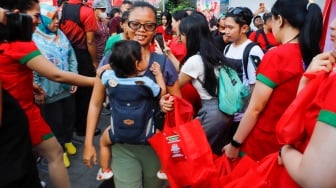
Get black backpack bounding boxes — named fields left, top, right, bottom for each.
left=224, top=42, right=262, bottom=80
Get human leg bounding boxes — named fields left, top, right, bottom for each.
left=138, top=145, right=163, bottom=188
left=62, top=96, right=76, bottom=155
left=34, top=137, right=70, bottom=188
left=197, top=99, right=233, bottom=155
left=97, top=127, right=113, bottom=181
left=73, top=48, right=100, bottom=136
left=40, top=101, right=64, bottom=145
left=40, top=100, right=72, bottom=166
left=100, top=127, right=113, bottom=170
left=111, top=144, right=143, bottom=188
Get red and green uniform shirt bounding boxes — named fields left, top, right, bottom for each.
left=242, top=43, right=304, bottom=161
left=0, top=41, right=53, bottom=145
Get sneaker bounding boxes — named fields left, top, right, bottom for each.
left=40, top=180, right=47, bottom=188
left=157, top=170, right=167, bottom=180
left=63, top=153, right=70, bottom=168
left=96, top=168, right=113, bottom=181
left=64, top=142, right=77, bottom=155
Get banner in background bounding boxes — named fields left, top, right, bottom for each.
left=196, top=0, right=229, bottom=22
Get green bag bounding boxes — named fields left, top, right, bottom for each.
left=218, top=66, right=250, bottom=115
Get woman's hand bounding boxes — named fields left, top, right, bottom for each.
left=306, top=51, right=336, bottom=74
left=160, top=94, right=175, bottom=112
left=70, top=85, right=77, bottom=94
left=83, top=143, right=97, bottom=169
left=33, top=83, right=46, bottom=105
left=222, top=143, right=240, bottom=160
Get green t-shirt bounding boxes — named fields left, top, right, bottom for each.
left=103, top=33, right=123, bottom=55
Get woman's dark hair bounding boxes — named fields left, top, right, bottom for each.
left=128, top=1, right=157, bottom=21
left=109, top=40, right=142, bottom=77
left=172, top=10, right=188, bottom=22
left=271, top=0, right=322, bottom=67
left=120, top=11, right=129, bottom=23
left=226, top=7, right=254, bottom=27
left=179, top=12, right=225, bottom=97
left=161, top=11, right=172, bottom=35
left=109, top=7, right=121, bottom=18
left=0, top=0, right=39, bottom=12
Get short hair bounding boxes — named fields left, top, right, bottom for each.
left=120, top=10, right=129, bottom=23
left=122, top=0, right=133, bottom=6
left=262, top=13, right=272, bottom=22
left=253, top=15, right=262, bottom=23
left=226, top=7, right=254, bottom=26
left=128, top=1, right=157, bottom=21
left=109, top=40, right=142, bottom=78
left=172, top=10, right=188, bottom=22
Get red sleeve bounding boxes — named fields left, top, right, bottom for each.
left=80, top=7, right=98, bottom=32
left=319, top=74, right=336, bottom=113
left=256, top=44, right=303, bottom=87
left=6, top=41, right=41, bottom=64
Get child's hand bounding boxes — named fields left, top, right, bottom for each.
left=150, top=62, right=162, bottom=76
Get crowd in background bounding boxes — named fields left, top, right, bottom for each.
left=1, top=0, right=336, bottom=187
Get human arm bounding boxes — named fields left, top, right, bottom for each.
left=164, top=47, right=181, bottom=72
left=280, top=121, right=336, bottom=187
left=26, top=55, right=94, bottom=87
left=151, top=62, right=167, bottom=97
left=83, top=75, right=106, bottom=168
left=298, top=51, right=336, bottom=93
left=223, top=81, right=273, bottom=159
left=86, top=31, right=98, bottom=69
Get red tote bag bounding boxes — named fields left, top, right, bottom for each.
left=148, top=96, right=217, bottom=188
left=276, top=71, right=327, bottom=145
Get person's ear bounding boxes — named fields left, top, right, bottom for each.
left=275, top=15, right=284, bottom=28
left=241, top=24, right=249, bottom=35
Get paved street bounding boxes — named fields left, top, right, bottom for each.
left=38, top=109, right=114, bottom=188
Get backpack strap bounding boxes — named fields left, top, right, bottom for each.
left=254, top=29, right=261, bottom=42
left=242, top=42, right=259, bottom=80
left=59, top=3, right=84, bottom=29
left=223, top=43, right=232, bottom=55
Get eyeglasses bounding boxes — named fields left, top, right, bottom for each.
left=127, top=21, right=156, bottom=31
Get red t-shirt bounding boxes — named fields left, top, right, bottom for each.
left=249, top=30, right=278, bottom=52
left=60, top=4, right=98, bottom=50
left=298, top=73, right=336, bottom=152
left=0, top=41, right=52, bottom=145
left=168, top=37, right=187, bottom=62
left=242, top=43, right=304, bottom=161
left=156, top=25, right=173, bottom=42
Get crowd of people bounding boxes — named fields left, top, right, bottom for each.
left=0, top=0, right=336, bottom=187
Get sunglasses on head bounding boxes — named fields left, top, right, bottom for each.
left=228, top=7, right=245, bottom=17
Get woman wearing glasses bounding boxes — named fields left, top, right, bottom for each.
left=84, top=1, right=180, bottom=187
left=223, top=0, right=323, bottom=161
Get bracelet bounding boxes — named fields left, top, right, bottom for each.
left=231, top=139, right=242, bottom=148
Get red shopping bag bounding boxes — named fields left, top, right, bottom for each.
left=276, top=72, right=327, bottom=145
left=221, top=153, right=299, bottom=188
left=148, top=96, right=217, bottom=188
